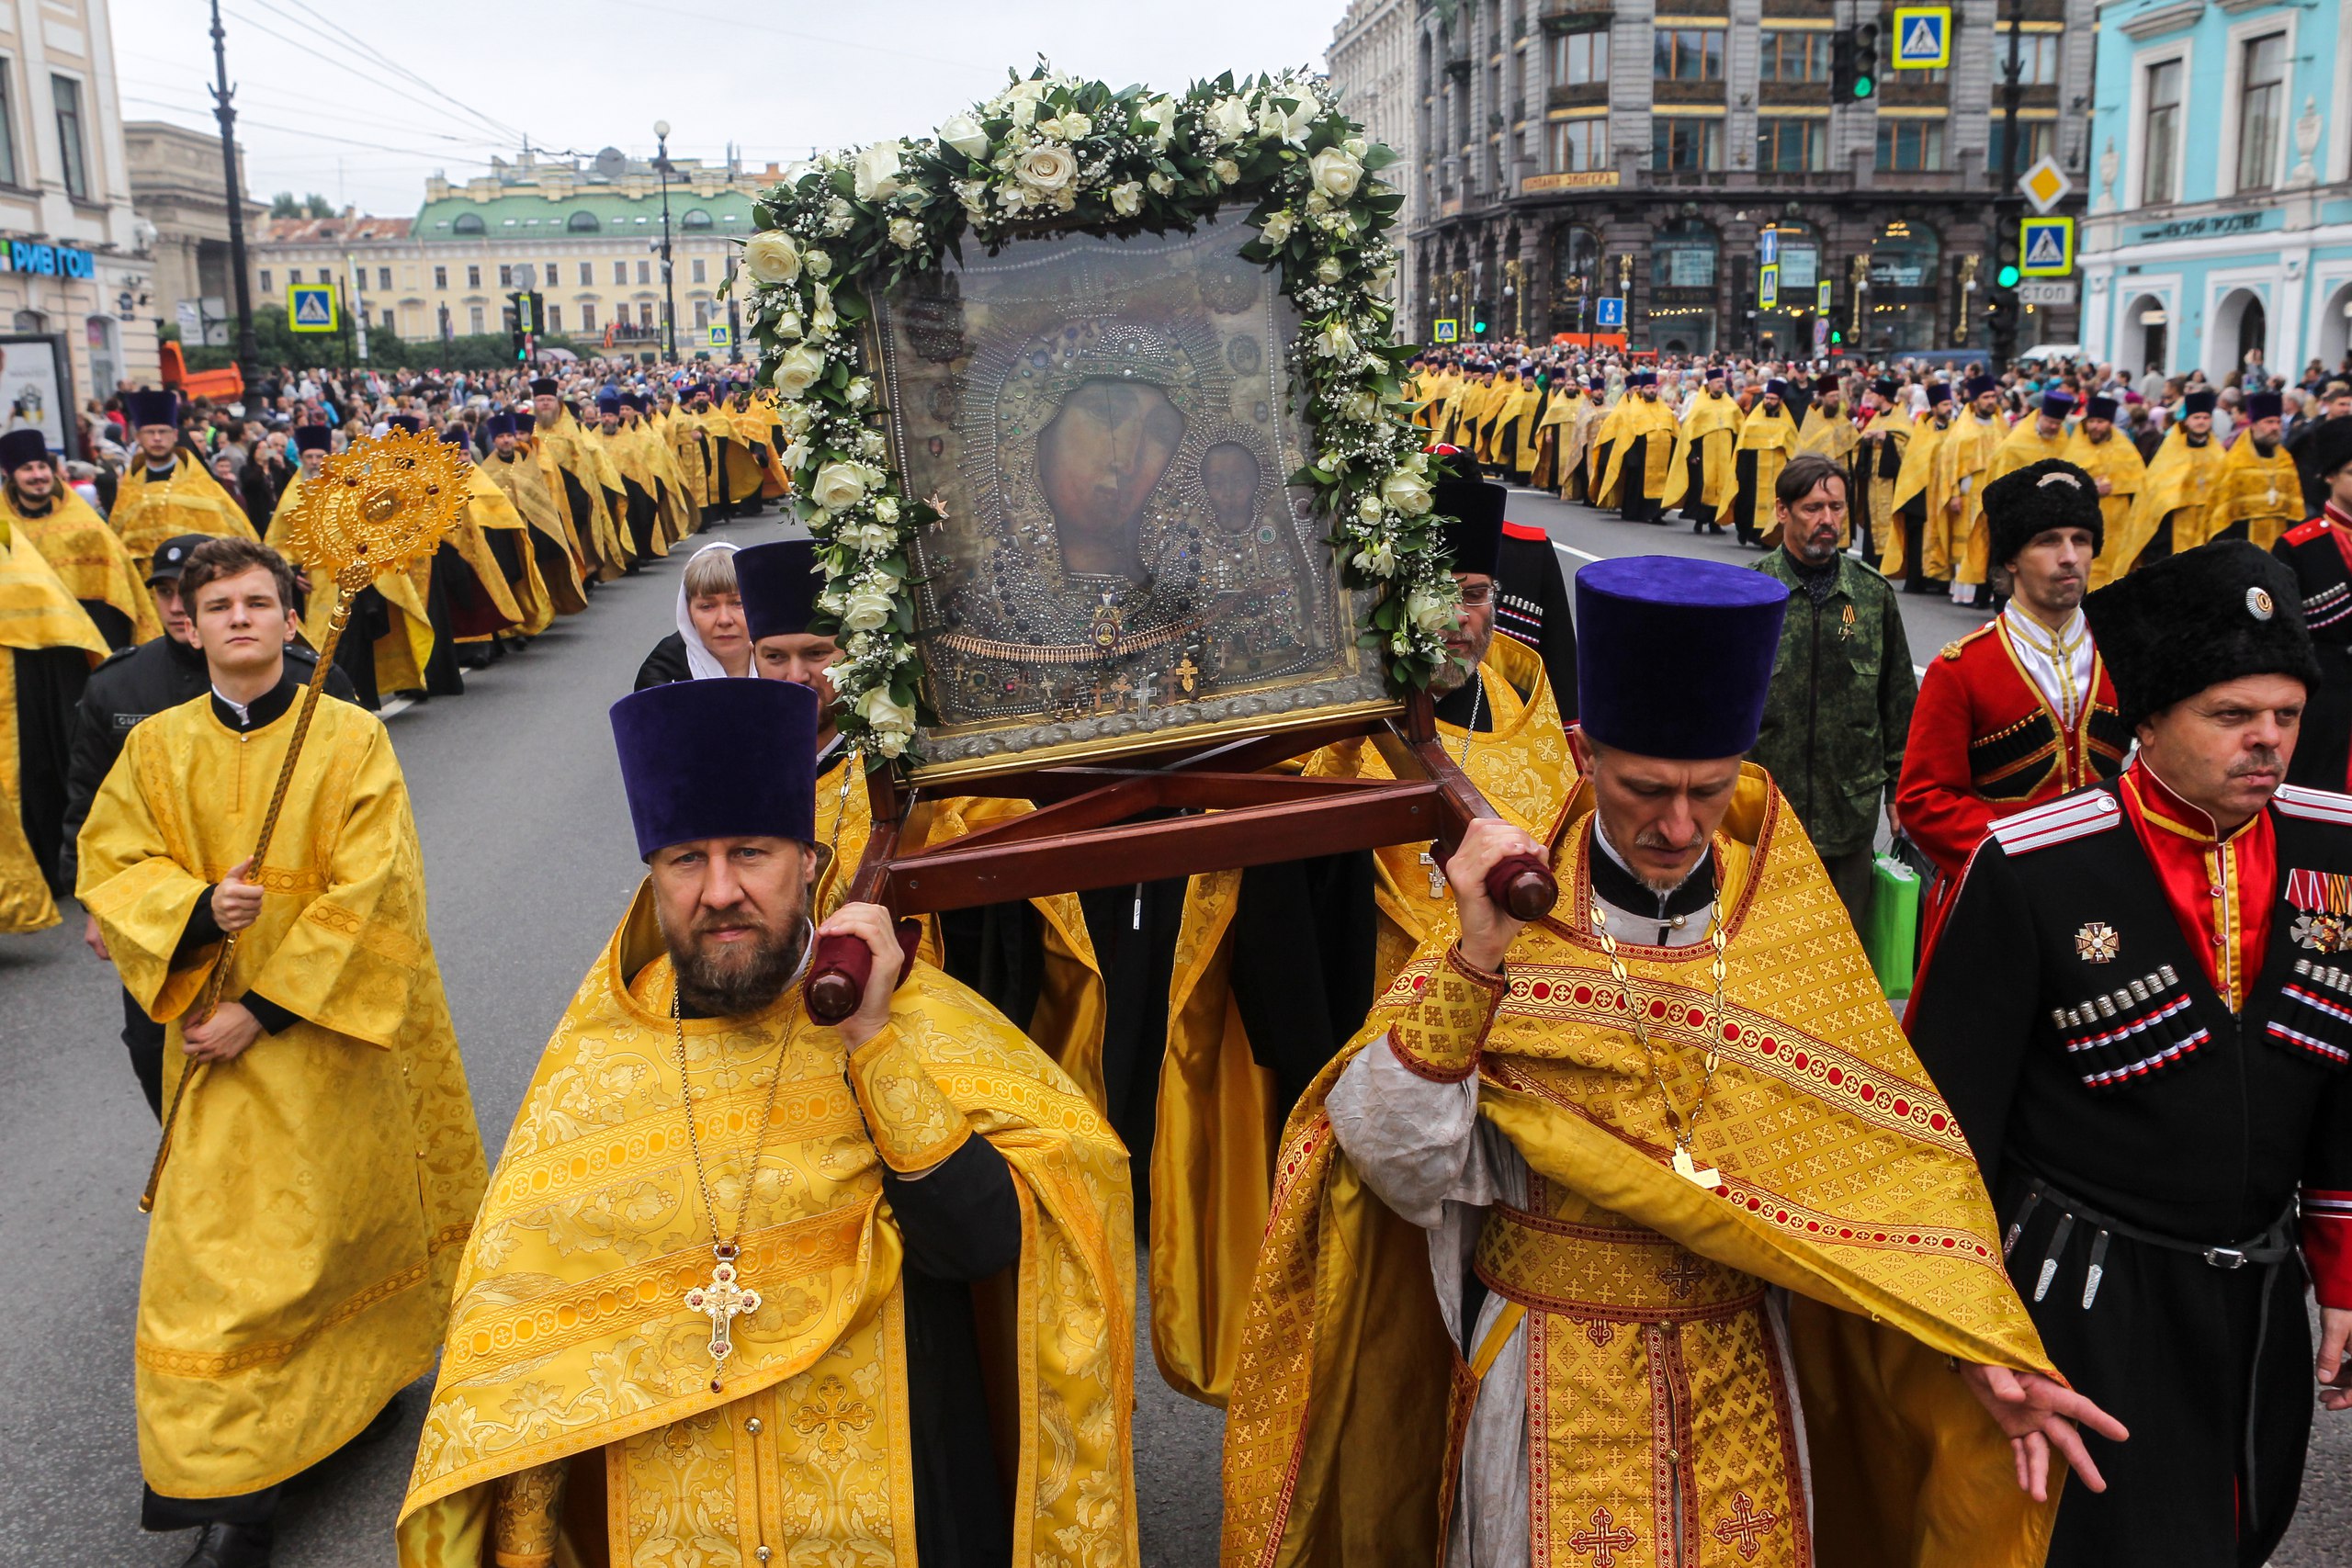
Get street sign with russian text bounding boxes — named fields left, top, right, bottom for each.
left=2016, top=279, right=2078, bottom=306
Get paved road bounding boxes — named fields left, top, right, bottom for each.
left=0, top=494, right=2340, bottom=1565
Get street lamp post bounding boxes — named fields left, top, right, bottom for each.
left=208, top=0, right=259, bottom=399
left=653, top=120, right=677, bottom=362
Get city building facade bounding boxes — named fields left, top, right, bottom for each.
left=126, top=119, right=263, bottom=349
left=1393, top=0, right=2091, bottom=360
left=1330, top=0, right=1424, bottom=310
left=2080, top=0, right=2352, bottom=380
left=245, top=147, right=781, bottom=357
left=0, top=0, right=157, bottom=403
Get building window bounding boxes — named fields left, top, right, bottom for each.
left=546, top=260, right=558, bottom=282
left=2142, top=58, right=2182, bottom=204
left=0, top=63, right=19, bottom=186
left=1550, top=29, right=1608, bottom=86
left=258, top=268, right=273, bottom=294
left=1549, top=118, right=1608, bottom=173
left=1875, top=119, right=1947, bottom=172
left=498, top=264, right=513, bottom=288
left=582, top=302, right=597, bottom=331
left=466, top=265, right=481, bottom=288
left=614, top=260, right=628, bottom=285
left=1986, top=121, right=2054, bottom=177
left=379, top=308, right=393, bottom=332
left=695, top=299, right=711, bottom=329
left=51, top=75, right=87, bottom=198
left=639, top=302, right=654, bottom=327
left=637, top=260, right=651, bottom=285
left=547, top=304, right=561, bottom=333
left=682, top=208, right=714, bottom=230
left=453, top=212, right=485, bottom=235
left=1757, top=117, right=1827, bottom=171
left=1651, top=217, right=1719, bottom=288
left=2237, top=32, right=2287, bottom=192
left=1758, top=30, right=1830, bottom=84
left=1650, top=117, right=1723, bottom=172
left=1653, top=29, right=1724, bottom=84
left=1997, top=31, right=2060, bottom=86
left=579, top=261, right=594, bottom=286
left=567, top=210, right=600, bottom=232
left=469, top=303, right=484, bottom=333
left=433, top=265, right=447, bottom=289
left=288, top=267, right=303, bottom=285
left=691, top=256, right=707, bottom=283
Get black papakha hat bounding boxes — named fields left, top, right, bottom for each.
left=2082, top=539, right=2321, bottom=729
left=1984, top=457, right=2106, bottom=566
left=1427, top=447, right=1506, bottom=577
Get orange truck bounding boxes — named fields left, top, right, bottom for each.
left=159, top=340, right=244, bottom=403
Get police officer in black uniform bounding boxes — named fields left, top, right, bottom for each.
left=59, top=533, right=353, bottom=1116
left=1906, top=538, right=2352, bottom=1567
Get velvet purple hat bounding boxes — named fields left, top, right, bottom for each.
left=385, top=413, right=423, bottom=434
left=1576, top=557, right=1789, bottom=759
left=292, top=424, right=333, bottom=453
left=121, top=389, right=180, bottom=430
left=1965, top=375, right=1999, bottom=400
left=0, top=428, right=47, bottom=471
left=2084, top=395, right=2119, bottom=423
left=482, top=411, right=522, bottom=439
left=2183, top=389, right=2218, bottom=416
left=735, top=538, right=825, bottom=641
left=610, top=677, right=819, bottom=858
left=2040, top=389, right=2076, bottom=420
left=2246, top=390, right=2284, bottom=422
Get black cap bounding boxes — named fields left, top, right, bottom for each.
left=1982, top=457, right=2105, bottom=566
left=144, top=533, right=215, bottom=585
left=530, top=377, right=560, bottom=398
left=2082, top=540, right=2321, bottom=728
left=2312, top=419, right=2352, bottom=481
left=0, top=428, right=47, bottom=471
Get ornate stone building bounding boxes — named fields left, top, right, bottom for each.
left=1390, top=0, right=2092, bottom=358
left=1330, top=0, right=1424, bottom=310
left=126, top=120, right=264, bottom=349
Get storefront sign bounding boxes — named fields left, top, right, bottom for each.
left=2127, top=209, right=2277, bottom=244
left=0, top=240, right=96, bottom=279
left=1521, top=171, right=1620, bottom=193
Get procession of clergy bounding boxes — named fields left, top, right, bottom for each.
left=8, top=349, right=2352, bottom=1568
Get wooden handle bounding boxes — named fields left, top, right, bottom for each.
left=1487, top=853, right=1559, bottom=921
left=804, top=920, right=922, bottom=1025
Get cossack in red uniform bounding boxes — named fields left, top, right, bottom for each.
left=2274, top=501, right=2352, bottom=790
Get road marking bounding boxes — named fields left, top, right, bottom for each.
left=379, top=695, right=414, bottom=720
left=1548, top=538, right=1928, bottom=679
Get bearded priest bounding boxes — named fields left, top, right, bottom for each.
left=397, top=676, right=1136, bottom=1568
left=107, top=390, right=256, bottom=575
left=1221, top=555, right=2124, bottom=1568
left=0, top=427, right=155, bottom=647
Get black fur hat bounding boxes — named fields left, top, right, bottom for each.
left=2082, top=539, right=2321, bottom=728
left=2311, top=418, right=2352, bottom=481
left=1983, top=457, right=2106, bottom=567
left=1427, top=447, right=1506, bottom=576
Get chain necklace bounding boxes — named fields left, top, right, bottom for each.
left=1592, top=892, right=1731, bottom=1188
left=670, top=938, right=804, bottom=1391
left=820, top=742, right=856, bottom=912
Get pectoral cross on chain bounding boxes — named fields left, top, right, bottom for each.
left=684, top=1248, right=760, bottom=1385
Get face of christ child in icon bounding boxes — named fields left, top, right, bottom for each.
left=1200, top=440, right=1261, bottom=536
left=1036, top=376, right=1185, bottom=581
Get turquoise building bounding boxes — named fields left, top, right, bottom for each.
left=2083, top=0, right=2352, bottom=378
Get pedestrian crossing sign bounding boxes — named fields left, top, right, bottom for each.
left=1758, top=266, right=1780, bottom=310
left=288, top=283, right=337, bottom=333
left=2019, top=216, right=2075, bottom=276
left=707, top=322, right=731, bottom=349
left=1431, top=317, right=1458, bottom=343
left=1892, top=7, right=1951, bottom=68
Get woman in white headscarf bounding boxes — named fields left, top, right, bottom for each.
left=633, top=539, right=750, bottom=687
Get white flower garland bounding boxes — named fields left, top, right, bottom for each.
left=736, top=65, right=1453, bottom=763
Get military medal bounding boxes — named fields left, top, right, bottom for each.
left=2074, top=922, right=2120, bottom=963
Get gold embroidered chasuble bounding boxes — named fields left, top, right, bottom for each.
left=1221, top=768, right=2065, bottom=1568
left=2209, top=434, right=2304, bottom=551
left=0, top=528, right=106, bottom=931
left=395, top=889, right=1136, bottom=1568
left=6, top=487, right=160, bottom=642
left=2100, top=426, right=2228, bottom=586
left=1734, top=404, right=1802, bottom=535
left=1662, top=392, right=1744, bottom=518
left=74, top=691, right=487, bottom=1499
left=1148, top=636, right=1576, bottom=1407
left=108, top=455, right=257, bottom=570
left=1933, top=412, right=2008, bottom=587
left=664, top=408, right=714, bottom=510
left=1860, top=411, right=1917, bottom=575
left=2061, top=429, right=2147, bottom=560
left=537, top=414, right=635, bottom=580
left=482, top=447, right=590, bottom=615
left=267, top=473, right=437, bottom=694
left=1595, top=398, right=1680, bottom=510
left=455, top=464, right=551, bottom=637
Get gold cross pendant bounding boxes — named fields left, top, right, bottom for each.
left=684, top=1248, right=761, bottom=1389
left=1671, top=1146, right=1722, bottom=1189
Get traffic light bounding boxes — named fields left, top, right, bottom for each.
left=1830, top=28, right=1856, bottom=98
left=1851, top=22, right=1880, bottom=98
left=509, top=289, right=543, bottom=361
left=1994, top=231, right=2022, bottom=291
left=1474, top=317, right=1487, bottom=335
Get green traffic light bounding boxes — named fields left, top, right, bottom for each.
left=1996, top=264, right=2022, bottom=288
left=1852, top=76, right=1871, bottom=97
left=1474, top=320, right=1487, bottom=334
left=1830, top=330, right=1843, bottom=344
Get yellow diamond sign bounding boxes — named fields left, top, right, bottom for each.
left=2019, top=156, right=2072, bottom=216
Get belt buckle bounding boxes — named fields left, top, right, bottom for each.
left=2204, top=1246, right=2248, bottom=1269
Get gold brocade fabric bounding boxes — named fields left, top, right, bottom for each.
left=666, top=411, right=713, bottom=510
left=1, top=531, right=105, bottom=931
left=1596, top=399, right=1680, bottom=507
left=2063, top=429, right=2147, bottom=561
left=459, top=467, right=554, bottom=637
left=1797, top=402, right=1861, bottom=466
left=74, top=692, right=487, bottom=1498
left=1663, top=393, right=1743, bottom=514
left=1151, top=637, right=1575, bottom=1407
left=1864, top=415, right=1915, bottom=573
left=2211, top=436, right=2304, bottom=552
left=483, top=448, right=589, bottom=615
left=537, top=415, right=634, bottom=579
left=6, top=488, right=160, bottom=641
left=2102, top=427, right=2227, bottom=585
left=1934, top=413, right=2007, bottom=587
left=108, top=456, right=256, bottom=568
left=447, top=470, right=530, bottom=634
left=1736, top=405, right=1801, bottom=541
left=267, top=473, right=437, bottom=690
left=1222, top=768, right=2063, bottom=1568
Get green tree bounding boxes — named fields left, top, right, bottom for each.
left=266, top=192, right=334, bottom=219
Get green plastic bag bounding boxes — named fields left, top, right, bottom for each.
left=1862, top=852, right=1922, bottom=1000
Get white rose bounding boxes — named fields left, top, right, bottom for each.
left=1109, top=180, right=1144, bottom=217
left=1260, top=210, right=1295, bottom=245
left=1309, top=145, right=1364, bottom=201
left=809, top=298, right=838, bottom=337
left=1353, top=539, right=1397, bottom=576
left=1316, top=255, right=1344, bottom=285
left=843, top=378, right=873, bottom=408
left=804, top=249, right=832, bottom=278
left=888, top=216, right=921, bottom=249
left=940, top=112, right=989, bottom=159
left=1212, top=157, right=1241, bottom=186
left=842, top=583, right=897, bottom=634
left=858, top=683, right=916, bottom=732
left=845, top=522, right=896, bottom=552
left=742, top=230, right=801, bottom=286
left=1344, top=389, right=1380, bottom=423
left=811, top=460, right=868, bottom=511
left=769, top=343, right=827, bottom=398
left=772, top=309, right=803, bottom=340
left=858, top=429, right=888, bottom=458
left=1356, top=491, right=1383, bottom=522
left=998, top=78, right=1050, bottom=108
left=823, top=197, right=854, bottom=235
left=1316, top=320, right=1355, bottom=359
left=1406, top=586, right=1455, bottom=636
left=1380, top=467, right=1432, bottom=514
left=1142, top=96, right=1181, bottom=146
left=854, top=140, right=905, bottom=203
left=1206, top=96, right=1253, bottom=144
left=1006, top=95, right=1038, bottom=129
left=1058, top=111, right=1092, bottom=139
left=1147, top=171, right=1174, bottom=195
left=873, top=494, right=900, bottom=525
left=1015, top=143, right=1078, bottom=193
left=779, top=403, right=814, bottom=436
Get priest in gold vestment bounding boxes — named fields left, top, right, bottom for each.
left=107, top=389, right=257, bottom=574
left=1662, top=367, right=1742, bottom=536
left=481, top=412, right=589, bottom=617
left=76, top=537, right=486, bottom=1568
left=1730, top=380, right=1800, bottom=547
left=1937, top=376, right=2010, bottom=604
left=1221, top=556, right=2125, bottom=1568
left=2062, top=395, right=2145, bottom=566
left=2, top=517, right=106, bottom=933
left=0, top=427, right=156, bottom=646
left=2209, top=389, right=2304, bottom=551
left=398, top=676, right=1136, bottom=1568
left=2100, top=389, right=2228, bottom=585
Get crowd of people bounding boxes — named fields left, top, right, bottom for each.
left=5, top=334, right=2352, bottom=1568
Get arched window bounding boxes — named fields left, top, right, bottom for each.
left=451, top=212, right=486, bottom=235
left=681, top=208, right=713, bottom=231
left=12, top=310, right=43, bottom=332
left=566, top=210, right=601, bottom=233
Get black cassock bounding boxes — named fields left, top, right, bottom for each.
left=1907, top=781, right=2352, bottom=1567
left=1849, top=425, right=1905, bottom=569
left=2276, top=513, right=2352, bottom=790
left=1731, top=450, right=1769, bottom=546
left=1493, top=525, right=1579, bottom=719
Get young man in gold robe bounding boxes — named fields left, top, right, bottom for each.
left=1222, top=554, right=2127, bottom=1568
left=1938, top=374, right=2010, bottom=604
left=76, top=537, right=486, bottom=1568
left=2100, top=389, right=2228, bottom=585
left=1663, top=366, right=1742, bottom=536
left=1730, top=378, right=1801, bottom=547
left=2062, top=395, right=2146, bottom=562
left=0, top=427, right=155, bottom=647
left=107, top=390, right=256, bottom=575
left=1, top=514, right=106, bottom=933
left=1892, top=382, right=1956, bottom=592
left=396, top=676, right=1136, bottom=1568
left=2210, top=389, right=2303, bottom=551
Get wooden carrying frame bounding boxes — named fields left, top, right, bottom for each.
left=803, top=689, right=1557, bottom=1019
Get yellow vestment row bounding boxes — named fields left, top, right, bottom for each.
left=2102, top=426, right=2228, bottom=585
left=482, top=447, right=590, bottom=616
left=1221, top=769, right=2065, bottom=1568
left=394, top=891, right=1136, bottom=1568
left=1594, top=398, right=1679, bottom=510
left=1934, top=412, right=2007, bottom=586
left=268, top=474, right=437, bottom=695
left=537, top=415, right=634, bottom=580
left=1662, top=391, right=1744, bottom=517
left=1151, top=636, right=1574, bottom=1406
left=0, top=528, right=106, bottom=931
left=6, top=487, right=159, bottom=643
left=108, top=455, right=257, bottom=570
left=75, top=692, right=487, bottom=1500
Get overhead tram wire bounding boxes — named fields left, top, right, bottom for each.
left=216, top=2, right=526, bottom=151
left=251, top=0, right=530, bottom=147
left=119, top=92, right=508, bottom=164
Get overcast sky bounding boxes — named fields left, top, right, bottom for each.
left=109, top=0, right=1345, bottom=215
